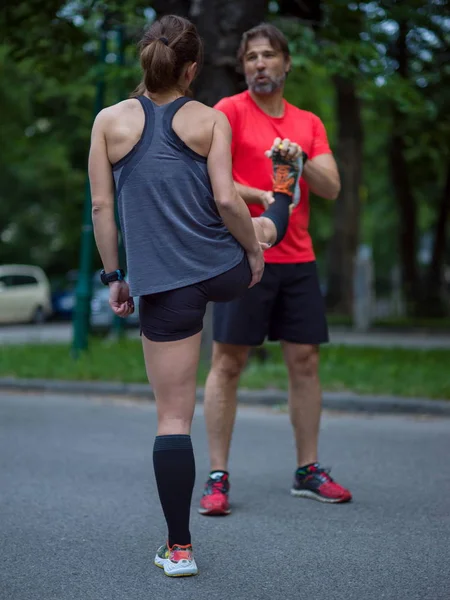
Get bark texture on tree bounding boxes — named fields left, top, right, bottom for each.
left=430, top=164, right=450, bottom=283
left=326, top=75, right=363, bottom=315
left=389, top=124, right=418, bottom=304
left=425, top=163, right=450, bottom=314
left=152, top=0, right=190, bottom=18
left=154, top=0, right=268, bottom=106
left=389, top=20, right=419, bottom=308
left=192, top=0, right=268, bottom=105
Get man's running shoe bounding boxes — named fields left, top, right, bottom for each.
left=154, top=542, right=198, bottom=577
left=198, top=471, right=231, bottom=516
left=291, top=463, right=352, bottom=503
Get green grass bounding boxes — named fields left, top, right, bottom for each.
left=1, top=338, right=449, bottom=399
left=326, top=314, right=450, bottom=331
left=372, top=316, right=450, bottom=331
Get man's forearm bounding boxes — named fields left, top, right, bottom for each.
left=303, top=159, right=341, bottom=200
left=215, top=191, right=261, bottom=254
left=234, top=182, right=264, bottom=206
left=92, top=204, right=120, bottom=272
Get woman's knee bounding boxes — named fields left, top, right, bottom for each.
left=157, top=414, right=193, bottom=436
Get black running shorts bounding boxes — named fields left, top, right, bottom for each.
left=139, top=255, right=251, bottom=342
left=213, top=261, right=329, bottom=346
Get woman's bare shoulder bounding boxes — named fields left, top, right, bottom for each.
left=179, top=101, right=228, bottom=128
left=94, top=99, right=141, bottom=127
left=181, top=100, right=215, bottom=117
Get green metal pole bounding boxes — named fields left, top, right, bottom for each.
left=111, top=24, right=127, bottom=340
left=72, top=26, right=108, bottom=358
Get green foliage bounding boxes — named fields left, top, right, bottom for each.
left=0, top=0, right=448, bottom=316
left=1, top=338, right=449, bottom=399
left=0, top=1, right=149, bottom=274
left=274, top=1, right=450, bottom=295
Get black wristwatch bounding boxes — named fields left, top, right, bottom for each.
left=100, top=269, right=125, bottom=285
left=302, top=151, right=308, bottom=165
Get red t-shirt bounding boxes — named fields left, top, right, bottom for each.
left=214, top=91, right=332, bottom=263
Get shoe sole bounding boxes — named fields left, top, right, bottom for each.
left=154, top=556, right=198, bottom=577
left=198, top=506, right=231, bottom=516
left=290, top=489, right=352, bottom=503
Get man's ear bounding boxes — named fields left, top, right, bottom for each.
left=285, top=57, right=292, bottom=75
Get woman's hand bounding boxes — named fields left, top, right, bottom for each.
left=246, top=247, right=265, bottom=288
left=108, top=281, right=135, bottom=318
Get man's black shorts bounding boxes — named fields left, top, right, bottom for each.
left=213, top=261, right=329, bottom=346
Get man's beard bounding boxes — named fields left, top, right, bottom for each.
left=246, top=72, right=286, bottom=95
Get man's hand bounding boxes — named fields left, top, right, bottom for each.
left=265, top=137, right=303, bottom=161
left=259, top=190, right=275, bottom=209
left=108, top=280, right=134, bottom=318
left=266, top=143, right=303, bottom=202
left=267, top=137, right=341, bottom=201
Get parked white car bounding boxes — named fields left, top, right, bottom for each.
left=0, top=264, right=52, bottom=324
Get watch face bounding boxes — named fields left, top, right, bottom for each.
left=101, top=269, right=124, bottom=285
left=100, top=269, right=125, bottom=285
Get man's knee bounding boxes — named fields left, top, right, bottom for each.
left=283, top=343, right=320, bottom=380
left=210, top=343, right=249, bottom=382
left=157, top=415, right=192, bottom=435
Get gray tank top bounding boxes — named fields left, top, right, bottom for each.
left=112, top=95, right=244, bottom=297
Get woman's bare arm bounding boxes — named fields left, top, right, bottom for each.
left=207, top=111, right=261, bottom=254
left=207, top=110, right=265, bottom=287
left=88, top=110, right=120, bottom=273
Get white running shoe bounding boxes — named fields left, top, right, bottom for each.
left=154, top=542, right=198, bottom=577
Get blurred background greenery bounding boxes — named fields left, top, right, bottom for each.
left=1, top=0, right=449, bottom=322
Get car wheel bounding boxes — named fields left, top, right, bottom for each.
left=31, top=306, right=46, bottom=324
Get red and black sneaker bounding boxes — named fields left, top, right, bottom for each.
left=291, top=463, right=352, bottom=503
left=198, top=471, right=231, bottom=516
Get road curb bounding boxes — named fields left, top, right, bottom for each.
left=0, top=377, right=449, bottom=416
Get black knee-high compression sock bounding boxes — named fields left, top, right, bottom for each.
left=153, top=435, right=195, bottom=547
left=262, top=149, right=303, bottom=246
left=261, top=192, right=292, bottom=246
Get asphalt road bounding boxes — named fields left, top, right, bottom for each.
left=2, top=322, right=450, bottom=348
left=1, top=392, right=449, bottom=600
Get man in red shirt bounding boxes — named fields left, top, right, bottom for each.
left=199, top=23, right=352, bottom=516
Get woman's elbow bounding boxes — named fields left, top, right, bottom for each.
left=215, top=192, right=239, bottom=212
left=91, top=198, right=112, bottom=216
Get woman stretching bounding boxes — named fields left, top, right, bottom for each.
left=89, top=14, right=301, bottom=578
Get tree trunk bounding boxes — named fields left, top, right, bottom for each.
left=152, top=0, right=190, bottom=18
left=388, top=20, right=419, bottom=310
left=429, top=163, right=450, bottom=283
left=424, top=162, right=450, bottom=315
left=389, top=123, right=418, bottom=305
left=326, top=75, right=363, bottom=315
left=154, top=0, right=268, bottom=106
